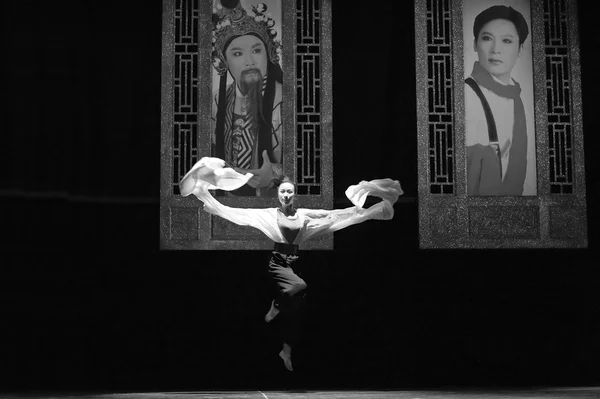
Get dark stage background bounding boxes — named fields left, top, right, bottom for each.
left=3, top=0, right=599, bottom=394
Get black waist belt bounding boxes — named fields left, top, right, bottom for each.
left=274, top=242, right=299, bottom=255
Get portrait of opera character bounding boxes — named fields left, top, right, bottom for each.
left=464, top=1, right=537, bottom=196
left=211, top=0, right=284, bottom=197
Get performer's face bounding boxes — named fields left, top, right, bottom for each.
left=474, top=18, right=523, bottom=85
left=278, top=182, right=296, bottom=208
left=225, top=34, right=268, bottom=92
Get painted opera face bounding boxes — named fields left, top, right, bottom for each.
left=224, top=34, right=269, bottom=92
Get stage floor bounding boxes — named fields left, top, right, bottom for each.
left=4, top=388, right=600, bottom=399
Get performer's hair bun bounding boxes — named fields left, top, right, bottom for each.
left=273, top=175, right=295, bottom=189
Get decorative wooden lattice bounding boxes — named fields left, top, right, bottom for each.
left=161, top=0, right=332, bottom=250
left=169, top=0, right=324, bottom=196
left=544, top=0, right=573, bottom=194
left=426, top=0, right=455, bottom=195
left=415, top=0, right=587, bottom=248
left=172, top=0, right=199, bottom=196
left=296, top=0, right=322, bottom=195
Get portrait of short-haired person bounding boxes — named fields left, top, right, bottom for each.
left=464, top=3, right=537, bottom=196
left=211, top=0, right=284, bottom=196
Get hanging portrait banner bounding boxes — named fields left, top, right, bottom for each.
left=415, top=0, right=587, bottom=248
left=160, top=0, right=333, bottom=250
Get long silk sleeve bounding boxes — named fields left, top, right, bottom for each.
left=179, top=157, right=282, bottom=241
left=179, top=158, right=403, bottom=245
left=299, top=178, right=403, bottom=242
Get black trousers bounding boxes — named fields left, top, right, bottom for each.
left=267, top=251, right=307, bottom=347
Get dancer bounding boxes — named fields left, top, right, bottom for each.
left=179, top=157, right=403, bottom=371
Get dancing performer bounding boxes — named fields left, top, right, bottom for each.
left=179, top=157, right=403, bottom=371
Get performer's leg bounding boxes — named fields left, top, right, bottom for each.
left=266, top=253, right=308, bottom=371
left=266, top=255, right=307, bottom=321
left=279, top=342, right=293, bottom=371
left=276, top=277, right=307, bottom=312
left=265, top=278, right=307, bottom=322
left=265, top=299, right=280, bottom=322
left=277, top=289, right=307, bottom=372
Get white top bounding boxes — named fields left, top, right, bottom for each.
left=179, top=157, right=404, bottom=245
left=277, top=209, right=303, bottom=244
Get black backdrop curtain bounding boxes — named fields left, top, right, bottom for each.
left=3, top=0, right=600, bottom=394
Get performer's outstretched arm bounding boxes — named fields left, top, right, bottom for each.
left=301, top=179, right=403, bottom=242
left=180, top=157, right=403, bottom=243
left=179, top=157, right=281, bottom=241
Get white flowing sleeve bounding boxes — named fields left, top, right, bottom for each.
left=179, top=157, right=281, bottom=241
left=299, top=178, right=403, bottom=242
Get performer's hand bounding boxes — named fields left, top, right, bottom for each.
left=245, top=150, right=274, bottom=188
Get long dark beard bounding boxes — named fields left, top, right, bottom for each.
left=239, top=70, right=265, bottom=127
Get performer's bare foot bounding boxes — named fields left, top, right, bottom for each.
left=279, top=343, right=293, bottom=371
left=264, top=300, right=280, bottom=323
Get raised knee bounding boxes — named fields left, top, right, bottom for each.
left=296, top=281, right=307, bottom=292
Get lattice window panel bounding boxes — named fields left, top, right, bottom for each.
left=296, top=0, right=321, bottom=195
left=427, top=0, right=455, bottom=194
left=544, top=0, right=573, bottom=194
left=170, top=0, right=323, bottom=196
left=172, top=0, right=200, bottom=195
